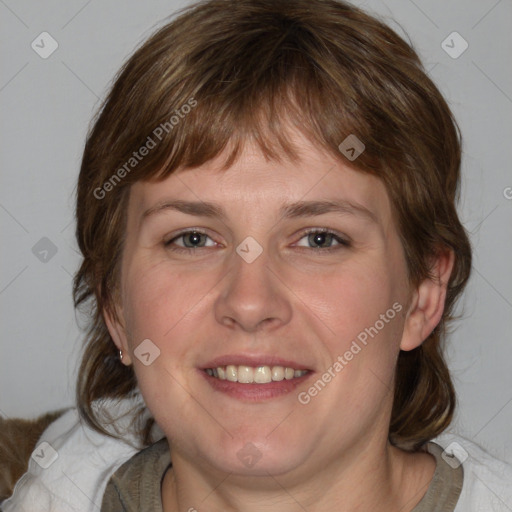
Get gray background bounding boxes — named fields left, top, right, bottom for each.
left=1, top=0, right=511, bottom=464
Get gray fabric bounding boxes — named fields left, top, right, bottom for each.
left=101, top=438, right=170, bottom=512
left=412, top=442, right=464, bottom=512
left=100, top=440, right=463, bottom=511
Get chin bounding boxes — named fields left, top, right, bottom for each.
left=205, top=432, right=309, bottom=477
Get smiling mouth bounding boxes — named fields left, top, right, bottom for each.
left=204, top=365, right=309, bottom=384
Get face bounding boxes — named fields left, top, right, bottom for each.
left=107, top=133, right=423, bottom=480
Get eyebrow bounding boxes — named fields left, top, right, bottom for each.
left=142, top=200, right=227, bottom=221
left=279, top=199, right=377, bottom=223
left=142, top=199, right=377, bottom=223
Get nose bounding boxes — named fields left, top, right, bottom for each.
left=214, top=248, right=292, bottom=332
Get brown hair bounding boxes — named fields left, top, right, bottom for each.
left=74, top=0, right=471, bottom=451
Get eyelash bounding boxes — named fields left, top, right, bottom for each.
left=164, top=228, right=351, bottom=254
left=296, top=228, right=351, bottom=252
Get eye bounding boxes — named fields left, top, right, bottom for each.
left=295, top=229, right=350, bottom=250
left=165, top=230, right=217, bottom=250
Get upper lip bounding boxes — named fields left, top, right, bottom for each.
left=201, top=354, right=313, bottom=371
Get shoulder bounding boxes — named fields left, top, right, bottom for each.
left=2, top=395, right=158, bottom=512
left=106, top=437, right=170, bottom=483
left=102, top=438, right=171, bottom=512
left=0, top=409, right=65, bottom=502
left=433, top=433, right=512, bottom=511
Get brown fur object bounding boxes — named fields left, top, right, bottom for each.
left=0, top=410, right=66, bottom=502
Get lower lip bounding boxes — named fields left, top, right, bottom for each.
left=199, top=369, right=312, bottom=401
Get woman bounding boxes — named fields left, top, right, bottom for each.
left=4, top=0, right=511, bottom=510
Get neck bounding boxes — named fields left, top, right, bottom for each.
left=161, top=432, right=435, bottom=512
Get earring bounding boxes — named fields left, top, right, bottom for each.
left=119, top=350, right=123, bottom=362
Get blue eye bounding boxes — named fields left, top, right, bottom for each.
left=296, top=230, right=350, bottom=250
left=165, top=230, right=216, bottom=249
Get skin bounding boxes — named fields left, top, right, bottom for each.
left=106, top=131, right=454, bottom=512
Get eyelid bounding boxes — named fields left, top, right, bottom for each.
left=163, top=227, right=351, bottom=252
left=294, top=227, right=351, bottom=247
left=164, top=228, right=218, bottom=247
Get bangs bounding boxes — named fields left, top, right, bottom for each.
left=153, top=66, right=359, bottom=178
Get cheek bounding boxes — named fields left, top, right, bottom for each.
left=121, top=257, right=211, bottom=343
left=296, top=258, right=401, bottom=339
left=290, top=254, right=407, bottom=397
left=119, top=261, right=207, bottom=427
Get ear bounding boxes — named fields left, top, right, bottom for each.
left=103, top=304, right=133, bottom=366
left=400, top=248, right=455, bottom=351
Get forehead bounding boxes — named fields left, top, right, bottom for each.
left=128, top=135, right=393, bottom=226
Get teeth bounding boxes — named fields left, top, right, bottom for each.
left=226, top=364, right=237, bottom=382
left=238, top=365, right=254, bottom=384
left=254, top=366, right=271, bottom=383
left=206, top=365, right=308, bottom=383
left=271, top=366, right=284, bottom=381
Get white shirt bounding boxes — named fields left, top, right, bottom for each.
left=2, top=395, right=154, bottom=512
left=435, top=432, right=512, bottom=511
